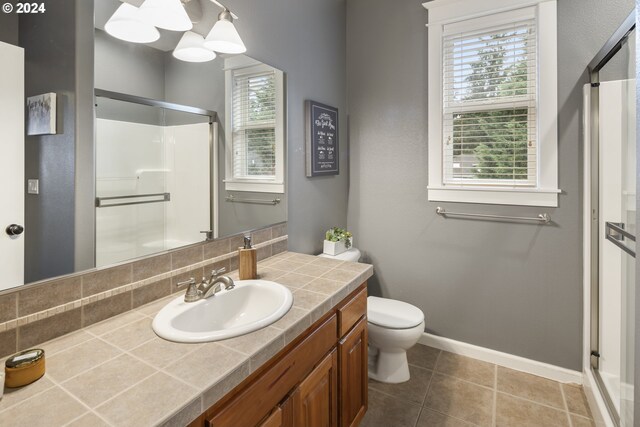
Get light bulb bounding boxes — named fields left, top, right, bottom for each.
left=173, top=31, right=216, bottom=62
left=139, top=0, right=193, bottom=32
left=105, top=3, right=160, bottom=44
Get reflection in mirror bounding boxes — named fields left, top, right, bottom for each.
left=0, top=0, right=287, bottom=292
left=95, top=93, right=214, bottom=268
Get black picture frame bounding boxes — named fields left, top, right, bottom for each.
left=305, top=100, right=339, bottom=177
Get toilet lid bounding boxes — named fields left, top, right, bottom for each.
left=367, top=296, right=424, bottom=329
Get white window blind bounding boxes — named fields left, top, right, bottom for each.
left=443, top=17, right=537, bottom=187
left=232, top=69, right=277, bottom=179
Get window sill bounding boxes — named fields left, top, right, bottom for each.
left=224, top=180, right=284, bottom=194
left=427, top=186, right=559, bottom=207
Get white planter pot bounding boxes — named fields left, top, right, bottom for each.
left=323, top=240, right=347, bottom=256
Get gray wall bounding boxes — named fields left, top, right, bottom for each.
left=95, top=30, right=165, bottom=100
left=0, top=13, right=18, bottom=45
left=346, top=0, right=633, bottom=370
left=18, top=0, right=94, bottom=283
left=228, top=0, right=348, bottom=253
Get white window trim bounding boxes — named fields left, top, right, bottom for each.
left=224, top=56, right=285, bottom=194
left=424, top=0, right=559, bottom=207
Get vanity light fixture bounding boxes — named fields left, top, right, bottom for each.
left=173, top=31, right=217, bottom=62
left=104, top=3, right=160, bottom=44
left=104, top=0, right=246, bottom=62
left=139, top=0, right=193, bottom=32
left=203, top=8, right=247, bottom=54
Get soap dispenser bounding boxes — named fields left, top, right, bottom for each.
left=238, top=235, right=257, bottom=280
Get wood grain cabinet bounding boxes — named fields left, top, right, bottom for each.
left=339, top=318, right=368, bottom=427
left=199, top=284, right=368, bottom=427
left=293, top=350, right=338, bottom=427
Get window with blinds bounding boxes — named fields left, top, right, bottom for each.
left=231, top=69, right=277, bottom=179
left=442, top=17, right=537, bottom=187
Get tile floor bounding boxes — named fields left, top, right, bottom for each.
left=362, top=344, right=595, bottom=427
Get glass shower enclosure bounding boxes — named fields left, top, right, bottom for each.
left=586, top=11, right=636, bottom=426
left=94, top=91, right=216, bottom=268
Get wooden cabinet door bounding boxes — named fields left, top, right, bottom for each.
left=339, top=318, right=368, bottom=427
left=258, top=407, right=282, bottom=427
left=293, top=349, right=338, bottom=427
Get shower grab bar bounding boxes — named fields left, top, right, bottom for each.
left=435, top=207, right=551, bottom=224
left=225, top=195, right=281, bottom=205
left=96, top=192, right=171, bottom=208
left=605, top=221, right=636, bottom=258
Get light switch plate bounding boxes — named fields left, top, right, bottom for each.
left=27, top=179, right=39, bottom=195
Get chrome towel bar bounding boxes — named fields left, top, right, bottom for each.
left=435, top=206, right=551, bottom=224
left=96, top=192, right=171, bottom=208
left=225, top=195, right=281, bottom=205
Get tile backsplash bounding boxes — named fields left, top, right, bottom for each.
left=0, top=222, right=287, bottom=358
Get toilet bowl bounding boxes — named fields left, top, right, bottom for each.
left=367, top=296, right=425, bottom=384
left=316, top=248, right=425, bottom=384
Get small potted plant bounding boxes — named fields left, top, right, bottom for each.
left=323, top=227, right=353, bottom=256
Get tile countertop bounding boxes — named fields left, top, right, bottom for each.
left=0, top=252, right=373, bottom=427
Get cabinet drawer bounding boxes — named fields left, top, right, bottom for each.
left=208, top=314, right=338, bottom=427
left=338, top=288, right=367, bottom=337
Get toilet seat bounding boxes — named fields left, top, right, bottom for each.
left=368, top=296, right=424, bottom=330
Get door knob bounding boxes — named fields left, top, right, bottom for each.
left=5, top=224, right=24, bottom=236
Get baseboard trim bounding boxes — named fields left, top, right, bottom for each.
left=419, top=333, right=583, bottom=384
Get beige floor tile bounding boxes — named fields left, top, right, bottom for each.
left=0, top=375, right=55, bottom=411
left=495, top=393, right=569, bottom=427
left=571, top=414, right=597, bottom=427
left=0, top=386, right=86, bottom=426
left=66, top=412, right=111, bottom=427
left=416, top=408, right=476, bottom=427
left=101, top=317, right=156, bottom=351
left=95, top=372, right=198, bottom=427
left=424, top=374, right=494, bottom=427
left=369, top=365, right=433, bottom=405
left=562, top=384, right=592, bottom=418
left=360, top=388, right=422, bottom=427
left=165, top=343, right=247, bottom=389
left=435, top=352, right=496, bottom=388
left=407, top=344, right=441, bottom=370
left=130, top=337, right=202, bottom=369
left=62, top=354, right=156, bottom=407
left=497, top=366, right=565, bottom=409
left=47, top=338, right=121, bottom=382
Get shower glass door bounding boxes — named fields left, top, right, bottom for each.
left=95, top=94, right=213, bottom=268
left=591, top=22, right=636, bottom=426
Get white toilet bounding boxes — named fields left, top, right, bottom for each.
left=318, top=247, right=425, bottom=384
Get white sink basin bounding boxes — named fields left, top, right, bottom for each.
left=152, top=280, right=293, bottom=343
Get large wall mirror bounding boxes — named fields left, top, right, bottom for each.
left=0, top=0, right=287, bottom=291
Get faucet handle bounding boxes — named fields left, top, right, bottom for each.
left=210, top=267, right=226, bottom=278
left=177, top=278, right=196, bottom=288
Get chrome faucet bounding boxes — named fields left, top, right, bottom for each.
left=178, top=268, right=235, bottom=303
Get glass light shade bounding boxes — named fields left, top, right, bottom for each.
left=204, top=19, right=247, bottom=54
left=104, top=3, right=160, bottom=44
left=139, top=0, right=193, bottom=32
left=173, top=31, right=216, bottom=62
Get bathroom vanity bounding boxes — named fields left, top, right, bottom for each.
left=0, top=252, right=372, bottom=427
left=196, top=284, right=368, bottom=427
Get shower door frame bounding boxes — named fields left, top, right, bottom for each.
left=586, top=10, right=636, bottom=426
left=93, top=89, right=220, bottom=260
